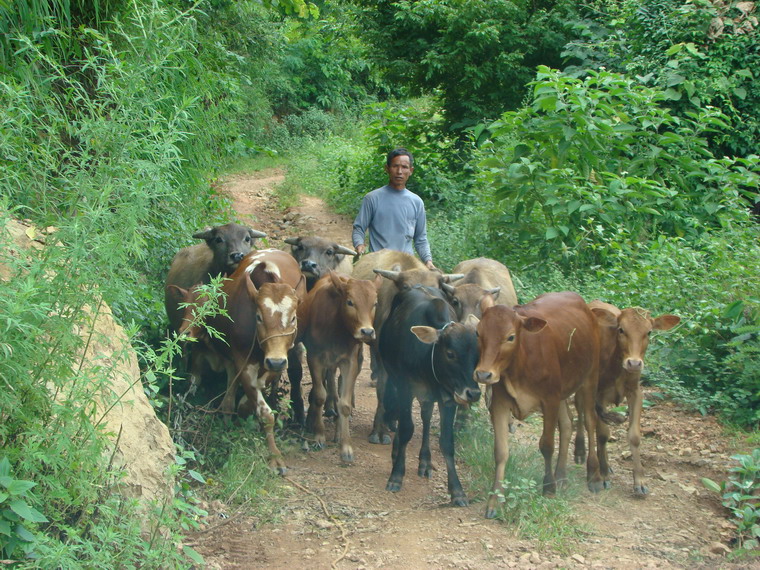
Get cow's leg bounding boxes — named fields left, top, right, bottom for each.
left=386, top=387, right=413, bottom=493
left=597, top=412, right=612, bottom=488
left=573, top=392, right=586, bottom=464
left=324, top=371, right=338, bottom=418
left=627, top=385, right=647, bottom=495
left=238, top=366, right=287, bottom=475
left=555, top=399, right=572, bottom=489
left=539, top=400, right=559, bottom=496
left=581, top=379, right=604, bottom=493
left=305, top=354, right=327, bottom=448
left=440, top=399, right=467, bottom=506
left=369, top=345, right=392, bottom=444
left=336, top=348, right=360, bottom=463
left=417, top=399, right=434, bottom=478
left=286, top=344, right=305, bottom=426
left=485, top=382, right=511, bottom=519
left=219, top=360, right=240, bottom=417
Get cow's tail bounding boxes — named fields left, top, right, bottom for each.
left=596, top=403, right=626, bottom=425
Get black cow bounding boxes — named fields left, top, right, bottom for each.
left=379, top=285, right=481, bottom=506
left=283, top=236, right=355, bottom=291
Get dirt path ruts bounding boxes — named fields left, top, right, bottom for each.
left=188, top=169, right=745, bottom=569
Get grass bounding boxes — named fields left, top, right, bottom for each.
left=458, top=405, right=588, bottom=552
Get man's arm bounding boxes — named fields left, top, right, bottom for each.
left=412, top=202, right=434, bottom=268
left=352, top=195, right=373, bottom=253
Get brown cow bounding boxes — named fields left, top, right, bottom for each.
left=165, top=223, right=266, bottom=331
left=574, top=301, right=680, bottom=495
left=442, top=257, right=518, bottom=321
left=175, top=249, right=306, bottom=474
left=473, top=292, right=609, bottom=518
left=296, top=271, right=382, bottom=462
left=353, top=249, right=463, bottom=444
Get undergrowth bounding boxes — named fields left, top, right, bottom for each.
left=458, top=406, right=587, bottom=551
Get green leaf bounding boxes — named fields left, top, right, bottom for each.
left=734, top=87, right=747, bottom=100
left=663, top=88, right=682, bottom=101
left=701, top=478, right=722, bottom=493
left=183, top=545, right=205, bottom=565
left=0, top=519, right=10, bottom=536
left=665, top=44, right=683, bottom=56
left=13, top=524, right=35, bottom=542
left=188, top=470, right=206, bottom=484
left=545, top=227, right=559, bottom=239
left=9, top=500, right=48, bottom=523
left=723, top=300, right=744, bottom=320
left=6, top=480, right=36, bottom=496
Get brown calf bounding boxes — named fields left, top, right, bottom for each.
left=297, top=271, right=381, bottom=462
left=474, top=292, right=608, bottom=518
left=574, top=300, right=680, bottom=495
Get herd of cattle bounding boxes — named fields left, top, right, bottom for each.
left=164, top=222, right=680, bottom=519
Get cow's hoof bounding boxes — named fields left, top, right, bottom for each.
left=484, top=507, right=498, bottom=519
left=587, top=480, right=604, bottom=493
left=451, top=495, right=468, bottom=507
left=508, top=422, right=516, bottom=434
left=368, top=433, right=381, bottom=444
left=381, top=434, right=391, bottom=445
left=608, top=466, right=615, bottom=475
left=313, top=441, right=325, bottom=451
left=603, top=480, right=612, bottom=490
left=418, top=464, right=433, bottom=478
left=634, top=485, right=649, bottom=496
left=386, top=480, right=402, bottom=493
left=324, top=408, right=337, bottom=418
left=574, top=454, right=586, bottom=465
left=369, top=433, right=391, bottom=445
left=340, top=449, right=354, bottom=464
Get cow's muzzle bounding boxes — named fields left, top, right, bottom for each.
left=474, top=369, right=498, bottom=385
left=455, top=387, right=481, bottom=406
left=264, top=357, right=288, bottom=372
left=357, top=327, right=376, bottom=342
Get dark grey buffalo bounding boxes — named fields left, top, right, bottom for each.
left=284, top=236, right=355, bottom=291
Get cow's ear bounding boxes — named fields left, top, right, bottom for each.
left=521, top=316, right=547, bottom=333
left=166, top=284, right=188, bottom=302
left=591, top=307, right=618, bottom=328
left=245, top=273, right=259, bottom=299
left=487, top=286, right=501, bottom=301
left=192, top=227, right=214, bottom=241
left=653, top=314, right=680, bottom=331
left=411, top=325, right=439, bottom=344
left=465, top=314, right=480, bottom=328
left=480, top=294, right=495, bottom=312
left=373, top=273, right=384, bottom=289
left=328, top=270, right=344, bottom=292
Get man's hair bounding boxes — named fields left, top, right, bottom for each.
left=386, top=148, right=414, bottom=167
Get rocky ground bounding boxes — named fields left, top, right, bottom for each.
left=186, top=169, right=754, bottom=569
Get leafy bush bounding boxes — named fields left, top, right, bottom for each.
left=703, top=449, right=760, bottom=551
left=476, top=66, right=760, bottom=271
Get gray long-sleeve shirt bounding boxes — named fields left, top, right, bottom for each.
left=352, top=185, right=432, bottom=263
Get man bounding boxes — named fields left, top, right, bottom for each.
left=352, top=148, right=436, bottom=269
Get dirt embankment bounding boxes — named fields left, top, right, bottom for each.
left=188, top=170, right=748, bottom=570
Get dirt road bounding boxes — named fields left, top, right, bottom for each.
left=188, top=169, right=745, bottom=569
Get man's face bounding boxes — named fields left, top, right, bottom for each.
left=385, top=154, right=414, bottom=190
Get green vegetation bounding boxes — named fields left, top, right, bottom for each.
left=1, top=0, right=758, bottom=563
left=458, top=408, right=585, bottom=549
left=703, top=449, right=760, bottom=553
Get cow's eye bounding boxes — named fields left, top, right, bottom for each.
left=646, top=330, right=652, bottom=337
left=291, top=315, right=297, bottom=325
left=506, top=334, right=515, bottom=342
left=347, top=299, right=354, bottom=307
left=451, top=298, right=459, bottom=306
left=256, top=313, right=263, bottom=323
left=326, top=249, right=334, bottom=256
left=446, top=349, right=456, bottom=359
left=215, top=236, right=224, bottom=244
left=401, top=283, right=410, bottom=291
left=618, top=327, right=625, bottom=335
left=244, top=236, right=251, bottom=243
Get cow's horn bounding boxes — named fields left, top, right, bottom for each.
left=283, top=237, right=301, bottom=246
left=334, top=245, right=357, bottom=256
left=249, top=228, right=267, bottom=238
left=373, top=268, right=400, bottom=282
left=441, top=273, right=465, bottom=283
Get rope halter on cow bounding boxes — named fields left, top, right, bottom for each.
left=431, top=321, right=455, bottom=386
left=258, top=328, right=298, bottom=346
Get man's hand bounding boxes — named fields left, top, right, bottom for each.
left=355, top=244, right=366, bottom=256
left=425, top=259, right=436, bottom=270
